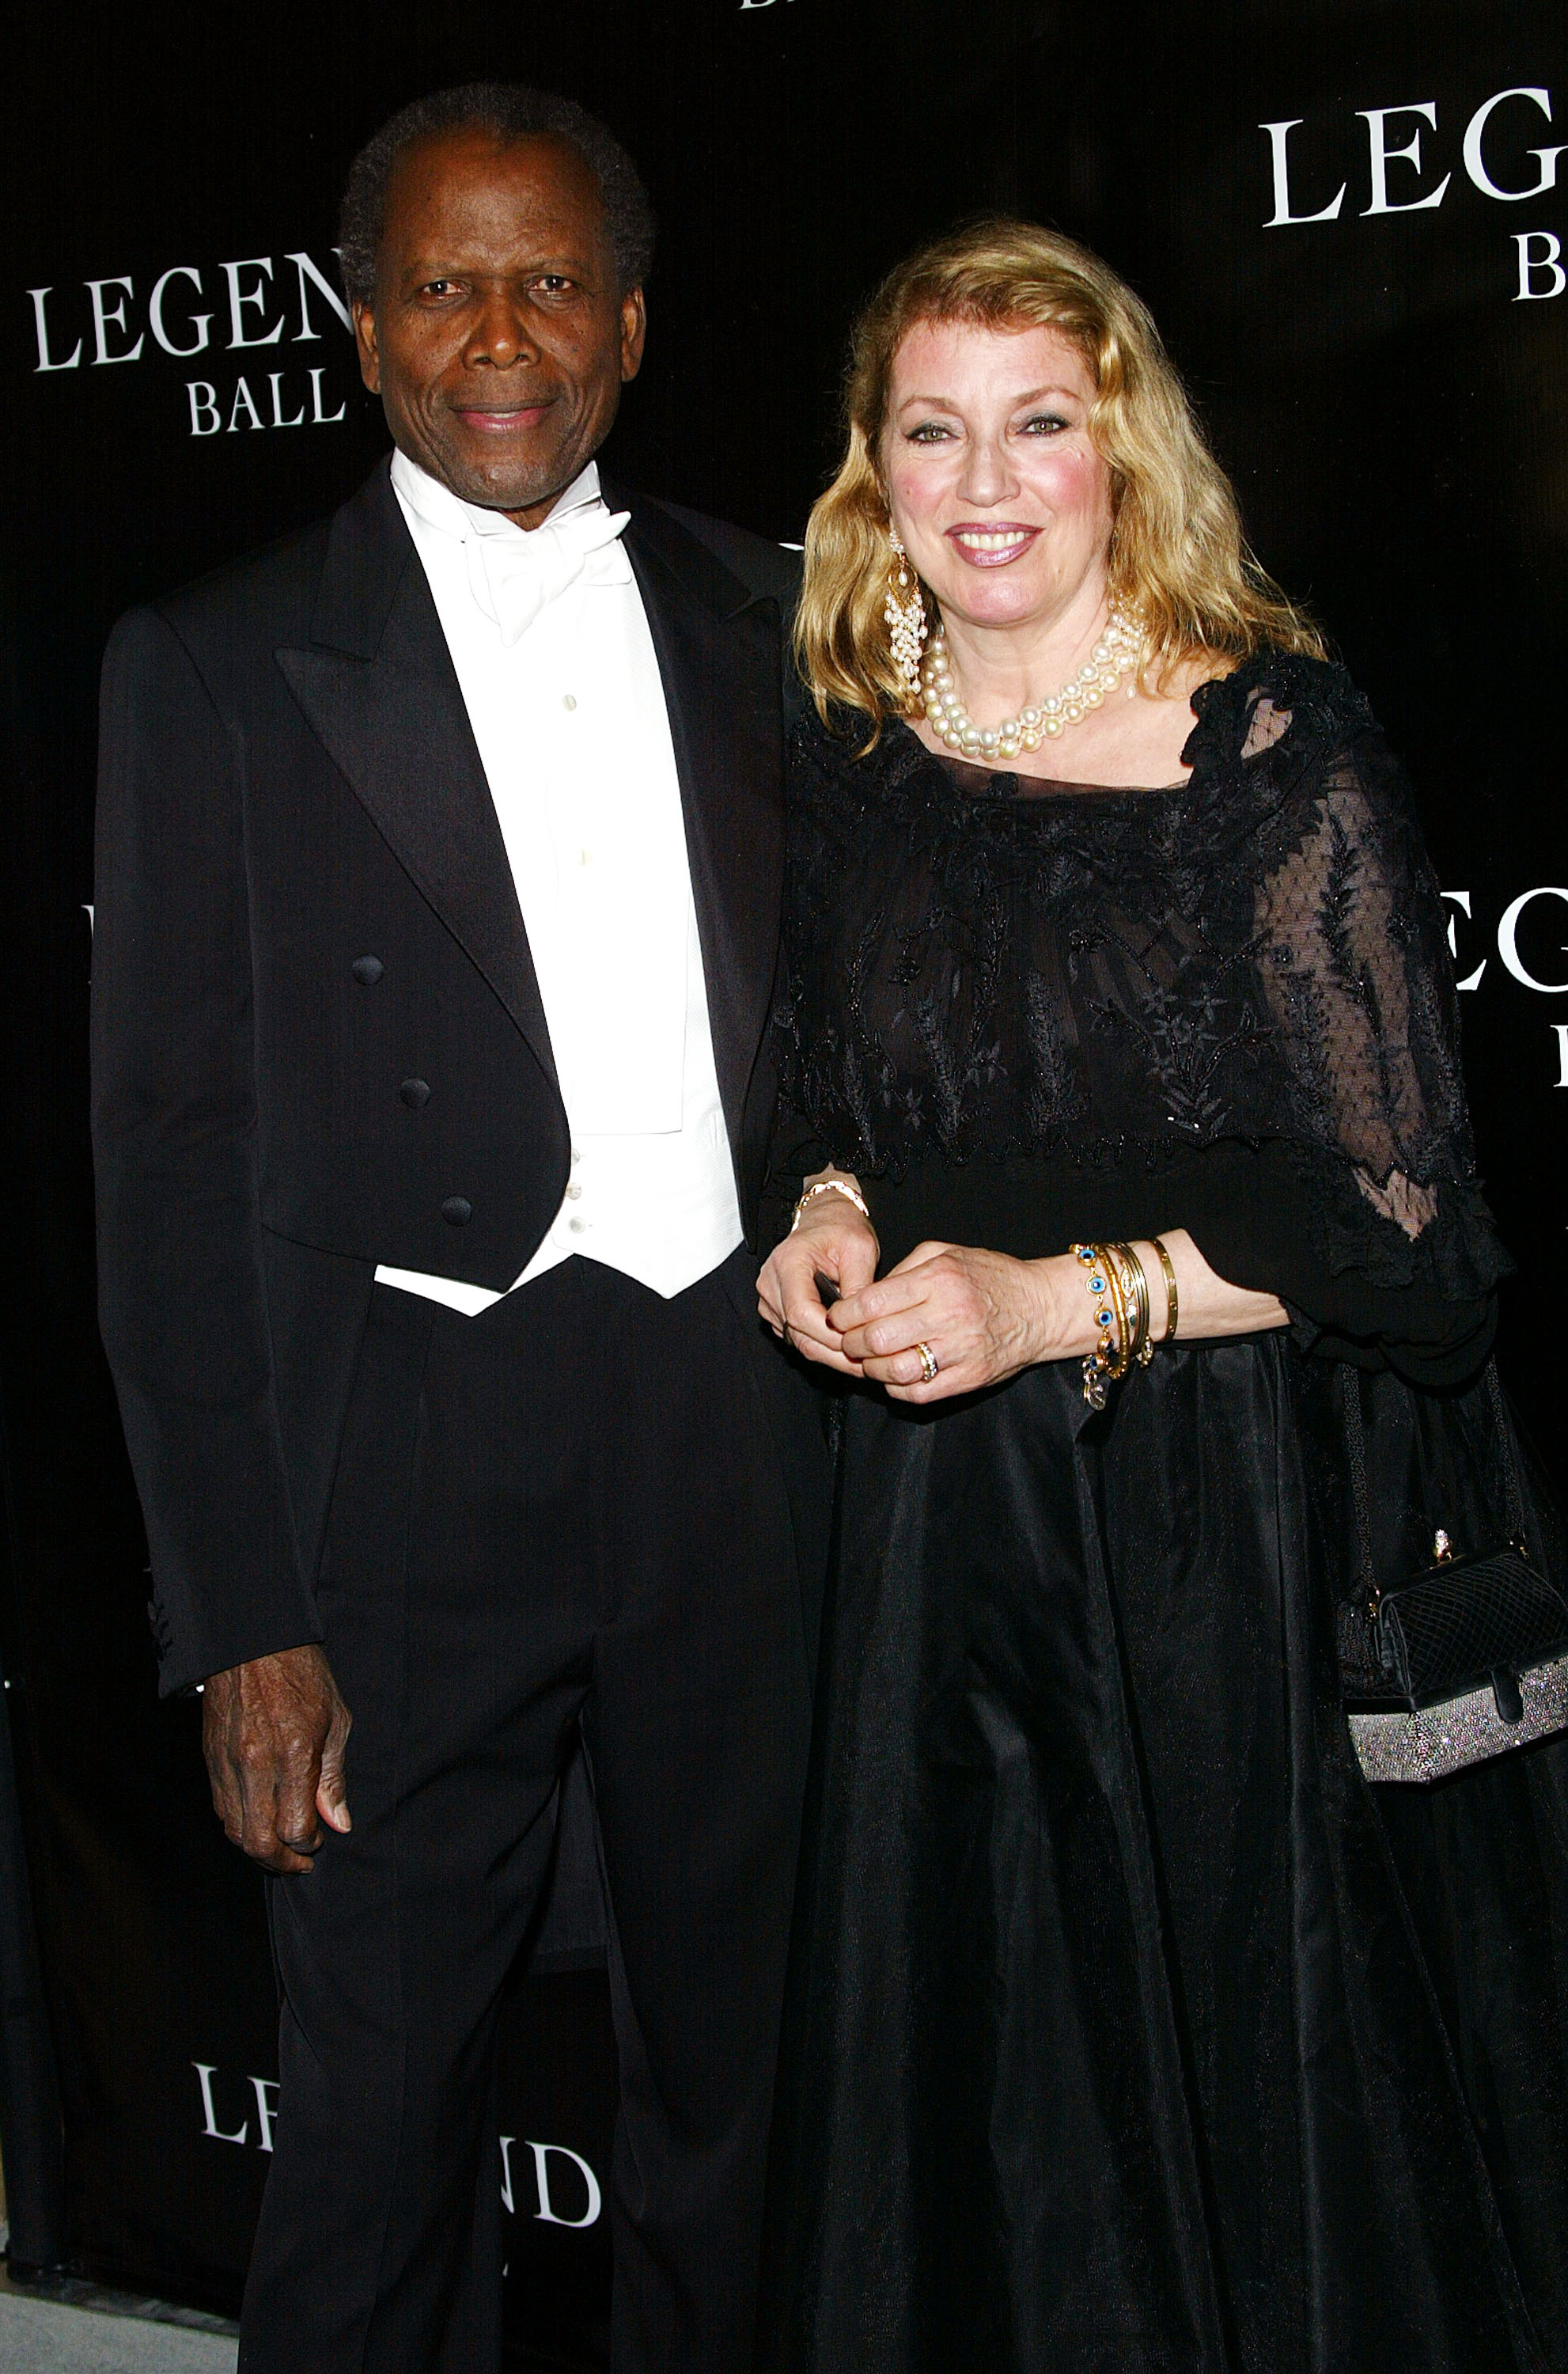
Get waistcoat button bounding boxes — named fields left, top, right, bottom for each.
left=351, top=955, right=384, bottom=985
left=400, top=1079, right=431, bottom=1109
left=441, top=1196, right=472, bottom=1227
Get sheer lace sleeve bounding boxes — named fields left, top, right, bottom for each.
left=1244, top=686, right=1505, bottom=1295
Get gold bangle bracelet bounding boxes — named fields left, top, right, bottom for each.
left=1095, top=1245, right=1131, bottom=1379
left=1096, top=1244, right=1134, bottom=1381
left=1106, top=1241, right=1153, bottom=1369
left=1151, top=1236, right=1180, bottom=1344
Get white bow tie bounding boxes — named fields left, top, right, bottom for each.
left=467, top=500, right=633, bottom=646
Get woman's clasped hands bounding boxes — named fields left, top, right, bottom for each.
left=759, top=1185, right=1066, bottom=1403
left=831, top=1241, right=1063, bottom=1401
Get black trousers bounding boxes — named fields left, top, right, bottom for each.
left=237, top=1251, right=823, bottom=2374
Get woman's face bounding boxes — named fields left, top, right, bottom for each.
left=881, top=319, right=1114, bottom=636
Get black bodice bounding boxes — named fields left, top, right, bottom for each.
left=775, top=651, right=1509, bottom=1318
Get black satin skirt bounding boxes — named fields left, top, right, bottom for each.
left=760, top=1335, right=1568, bottom=2374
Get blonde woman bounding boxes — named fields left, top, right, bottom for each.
left=757, top=222, right=1568, bottom=2374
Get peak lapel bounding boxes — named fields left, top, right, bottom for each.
left=275, top=469, right=559, bottom=1094
left=623, top=499, right=784, bottom=1152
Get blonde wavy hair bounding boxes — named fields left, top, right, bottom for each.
left=795, top=217, right=1324, bottom=728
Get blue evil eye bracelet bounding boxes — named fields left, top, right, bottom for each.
left=1071, top=1240, right=1153, bottom=1408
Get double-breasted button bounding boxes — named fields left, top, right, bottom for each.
left=441, top=1196, right=472, bottom=1227
left=400, top=1079, right=431, bottom=1109
left=351, top=955, right=384, bottom=985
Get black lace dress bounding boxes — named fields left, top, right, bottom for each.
left=759, top=655, right=1568, bottom=2374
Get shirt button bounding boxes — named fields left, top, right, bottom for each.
left=565, top=1182, right=582, bottom=1200
left=562, top=693, right=578, bottom=711
left=441, top=1196, right=473, bottom=1227
left=578, top=850, right=592, bottom=867
left=568, top=1216, right=586, bottom=1234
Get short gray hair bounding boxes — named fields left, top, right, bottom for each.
left=338, top=82, right=656, bottom=305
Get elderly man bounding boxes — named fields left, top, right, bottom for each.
left=92, top=82, right=824, bottom=2374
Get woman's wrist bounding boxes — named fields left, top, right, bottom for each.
left=1028, top=1239, right=1175, bottom=1371
left=788, top=1171, right=881, bottom=1269
left=792, top=1174, right=873, bottom=1233
left=1027, top=1253, right=1101, bottom=1363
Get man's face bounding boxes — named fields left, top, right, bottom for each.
left=354, top=127, right=646, bottom=528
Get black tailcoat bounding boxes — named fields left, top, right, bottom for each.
left=92, top=459, right=801, bottom=1696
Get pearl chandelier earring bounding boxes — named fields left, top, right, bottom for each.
left=884, top=528, right=928, bottom=700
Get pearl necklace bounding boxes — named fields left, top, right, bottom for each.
left=919, top=605, right=1142, bottom=761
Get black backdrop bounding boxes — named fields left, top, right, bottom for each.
left=3, top=1, right=1566, bottom=2363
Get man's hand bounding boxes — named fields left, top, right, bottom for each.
left=758, top=1175, right=881, bottom=1376
left=202, top=1644, right=352, bottom=1875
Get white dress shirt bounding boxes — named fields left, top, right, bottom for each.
left=374, top=451, right=743, bottom=1309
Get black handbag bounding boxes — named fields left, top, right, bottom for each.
left=1336, top=1362, right=1568, bottom=1783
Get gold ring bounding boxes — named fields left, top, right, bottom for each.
left=915, top=1341, right=939, bottom=1383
